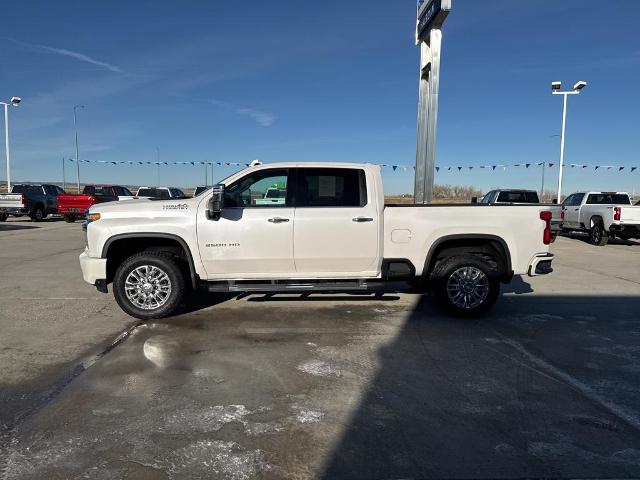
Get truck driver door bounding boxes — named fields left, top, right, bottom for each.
left=197, top=168, right=295, bottom=278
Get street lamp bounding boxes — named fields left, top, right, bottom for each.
left=551, top=80, right=587, bottom=203
left=1, top=96, right=21, bottom=192
left=73, top=104, right=84, bottom=193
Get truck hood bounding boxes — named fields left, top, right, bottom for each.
left=89, top=197, right=196, bottom=218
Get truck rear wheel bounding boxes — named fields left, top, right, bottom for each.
left=0, top=213, right=7, bottom=222
left=113, top=252, right=185, bottom=319
left=63, top=215, right=77, bottom=223
left=429, top=254, right=500, bottom=318
left=30, top=206, right=45, bottom=222
left=590, top=222, right=608, bottom=246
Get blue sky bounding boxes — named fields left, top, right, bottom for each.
left=1, top=0, right=640, bottom=195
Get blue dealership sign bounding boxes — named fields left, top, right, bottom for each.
left=416, top=0, right=450, bottom=41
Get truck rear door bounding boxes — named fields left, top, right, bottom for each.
left=292, top=167, right=379, bottom=276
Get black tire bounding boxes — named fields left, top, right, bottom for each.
left=30, top=205, right=46, bottom=222
left=429, top=254, right=500, bottom=318
left=0, top=213, right=7, bottom=222
left=63, top=215, right=77, bottom=223
left=590, top=222, right=609, bottom=246
left=113, top=252, right=185, bottom=319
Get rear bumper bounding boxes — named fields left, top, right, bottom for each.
left=79, top=250, right=107, bottom=291
left=0, top=207, right=28, bottom=215
left=527, top=252, right=554, bottom=276
left=610, top=224, right=640, bottom=238
left=59, top=207, right=88, bottom=215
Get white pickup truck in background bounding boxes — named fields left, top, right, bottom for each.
left=561, top=191, right=640, bottom=245
left=80, top=162, right=557, bottom=319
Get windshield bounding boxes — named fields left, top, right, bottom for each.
left=194, top=186, right=210, bottom=197
left=11, top=185, right=42, bottom=194
left=84, top=186, right=114, bottom=196
left=137, top=188, right=170, bottom=199
left=193, top=168, right=246, bottom=197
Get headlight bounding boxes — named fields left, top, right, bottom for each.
left=86, top=212, right=101, bottom=222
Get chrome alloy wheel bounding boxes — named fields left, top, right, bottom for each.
left=446, top=266, right=489, bottom=309
left=124, top=265, right=172, bottom=310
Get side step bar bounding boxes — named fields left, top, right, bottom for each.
left=207, top=279, right=386, bottom=293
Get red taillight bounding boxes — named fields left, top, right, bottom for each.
left=540, top=211, right=552, bottom=245
left=560, top=208, right=565, bottom=221
left=614, top=207, right=621, bottom=221
left=21, top=194, right=26, bottom=205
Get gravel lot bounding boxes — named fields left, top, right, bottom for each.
left=1, top=217, right=640, bottom=479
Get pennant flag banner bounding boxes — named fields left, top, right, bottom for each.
left=66, top=158, right=640, bottom=173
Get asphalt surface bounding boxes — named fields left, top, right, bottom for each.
left=1, top=218, right=640, bottom=479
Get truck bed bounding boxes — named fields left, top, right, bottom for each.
left=383, top=203, right=560, bottom=276
left=58, top=194, right=117, bottom=215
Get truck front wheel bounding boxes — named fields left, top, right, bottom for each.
left=0, top=213, right=7, bottom=222
left=429, top=255, right=500, bottom=318
left=113, top=252, right=185, bottom=319
left=63, top=215, right=77, bottom=223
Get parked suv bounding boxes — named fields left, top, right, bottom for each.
left=0, top=184, right=65, bottom=221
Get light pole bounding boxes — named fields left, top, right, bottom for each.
left=551, top=81, right=587, bottom=203
left=73, top=104, right=84, bottom=193
left=1, top=96, right=21, bottom=192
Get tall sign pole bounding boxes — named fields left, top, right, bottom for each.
left=414, top=0, right=451, bottom=204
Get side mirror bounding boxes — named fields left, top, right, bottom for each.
left=206, top=184, right=225, bottom=220
left=471, top=196, right=478, bottom=204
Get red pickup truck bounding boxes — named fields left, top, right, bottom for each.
left=58, top=185, right=134, bottom=222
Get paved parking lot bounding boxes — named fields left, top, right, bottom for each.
left=1, top=218, right=640, bottom=479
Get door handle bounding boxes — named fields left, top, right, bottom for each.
left=268, top=217, right=290, bottom=223
left=352, top=217, right=374, bottom=222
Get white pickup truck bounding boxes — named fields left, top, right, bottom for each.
left=80, top=162, right=557, bottom=319
left=561, top=191, right=640, bottom=245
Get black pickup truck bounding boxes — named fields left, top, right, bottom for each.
left=0, top=184, right=66, bottom=221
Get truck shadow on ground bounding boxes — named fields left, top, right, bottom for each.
left=561, top=231, right=640, bottom=246
left=0, top=224, right=40, bottom=232
left=320, top=292, right=640, bottom=479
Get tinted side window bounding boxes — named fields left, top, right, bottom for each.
left=295, top=168, right=366, bottom=207
left=572, top=194, right=584, bottom=206
left=562, top=194, right=574, bottom=206
left=122, top=187, right=133, bottom=196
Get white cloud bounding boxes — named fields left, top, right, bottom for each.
left=7, top=38, right=122, bottom=73
left=235, top=107, right=277, bottom=127
left=204, top=99, right=277, bottom=127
